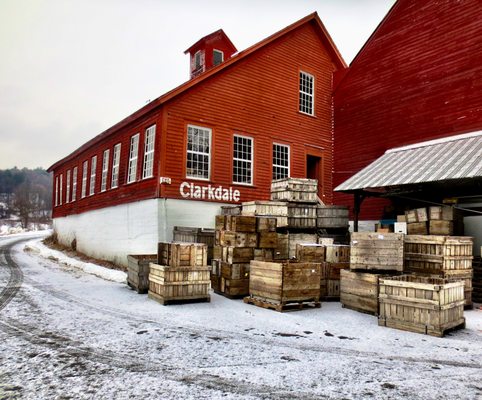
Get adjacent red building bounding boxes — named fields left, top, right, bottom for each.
left=47, top=13, right=345, bottom=265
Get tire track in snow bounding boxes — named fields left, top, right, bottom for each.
left=0, top=237, right=27, bottom=311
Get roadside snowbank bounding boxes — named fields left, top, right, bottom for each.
left=24, top=238, right=127, bottom=283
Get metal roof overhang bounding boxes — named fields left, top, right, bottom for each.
left=335, top=131, right=482, bottom=197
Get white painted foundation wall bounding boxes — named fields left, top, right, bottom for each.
left=53, top=198, right=225, bottom=267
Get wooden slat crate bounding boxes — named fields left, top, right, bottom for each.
left=173, top=227, right=215, bottom=263
left=221, top=262, right=250, bottom=280
left=215, top=215, right=227, bottom=230
left=296, top=243, right=325, bottom=262
left=472, top=256, right=482, bottom=303
left=127, top=254, right=157, bottom=294
left=442, top=269, right=473, bottom=309
left=218, top=277, right=250, bottom=298
left=320, top=262, right=349, bottom=300
left=246, top=260, right=321, bottom=311
left=404, top=235, right=473, bottom=274
left=213, top=245, right=222, bottom=260
left=148, top=263, right=211, bottom=305
left=158, top=242, right=208, bottom=267
left=221, top=205, right=242, bottom=216
left=350, top=232, right=404, bottom=272
left=407, top=222, right=428, bottom=235
left=218, top=231, right=258, bottom=248
left=378, top=275, right=465, bottom=337
left=317, top=205, right=349, bottom=229
left=241, top=201, right=288, bottom=228
left=429, top=220, right=453, bottom=235
left=270, top=178, right=318, bottom=203
left=405, top=208, right=428, bottom=223
left=274, top=233, right=289, bottom=260
left=258, top=232, right=278, bottom=249
left=287, top=204, right=317, bottom=228
left=226, top=215, right=257, bottom=233
left=254, top=248, right=274, bottom=261
left=222, top=246, right=254, bottom=264
left=325, top=244, right=350, bottom=263
left=256, top=217, right=277, bottom=232
left=340, top=269, right=380, bottom=315
left=288, top=232, right=318, bottom=258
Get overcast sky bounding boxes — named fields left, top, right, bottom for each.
left=0, top=0, right=396, bottom=170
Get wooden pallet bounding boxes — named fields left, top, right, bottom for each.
left=243, top=296, right=321, bottom=312
left=148, top=291, right=210, bottom=305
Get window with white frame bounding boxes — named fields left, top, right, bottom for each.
left=186, top=125, right=211, bottom=180
left=89, top=156, right=97, bottom=195
left=59, top=174, right=63, bottom=205
left=101, top=149, right=109, bottom=192
left=213, top=49, right=224, bottom=66
left=81, top=161, right=88, bottom=198
left=127, top=134, right=139, bottom=184
left=111, top=143, right=121, bottom=188
left=142, top=125, right=156, bottom=179
left=66, top=170, right=71, bottom=203
left=72, top=167, right=78, bottom=201
left=233, top=135, right=253, bottom=185
left=55, top=176, right=59, bottom=207
left=299, top=71, right=314, bottom=115
left=273, top=143, right=290, bottom=180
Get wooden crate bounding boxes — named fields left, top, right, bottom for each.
left=270, top=178, right=318, bottom=203
left=320, top=262, right=349, bottom=300
left=148, top=263, right=211, bottom=305
left=222, top=246, right=254, bottom=264
left=226, top=215, right=257, bottom=233
left=287, top=204, right=317, bottom=228
left=288, top=233, right=318, bottom=258
left=296, top=243, right=325, bottom=262
left=407, top=222, right=428, bottom=235
left=378, top=275, right=465, bottom=337
left=158, top=242, right=208, bottom=267
left=274, top=233, right=289, bottom=260
left=215, top=215, right=227, bottom=230
left=258, top=232, right=278, bottom=249
left=241, top=200, right=288, bottom=229
left=429, top=206, right=457, bottom=221
left=404, top=235, right=473, bottom=274
left=317, top=205, right=349, bottom=229
left=218, top=231, right=258, bottom=248
left=350, top=232, right=404, bottom=272
left=429, top=220, right=453, bottom=235
left=256, top=217, right=277, bottom=232
left=127, top=254, right=157, bottom=294
left=221, top=262, right=250, bottom=280
left=218, top=277, right=250, bottom=298
left=213, top=245, right=222, bottom=260
left=254, top=248, right=274, bottom=261
left=325, top=244, right=350, bottom=263
left=340, top=269, right=399, bottom=315
left=405, top=208, right=428, bottom=223
left=442, top=269, right=473, bottom=308
left=220, top=205, right=242, bottom=216
left=173, top=227, right=215, bottom=263
left=247, top=260, right=321, bottom=310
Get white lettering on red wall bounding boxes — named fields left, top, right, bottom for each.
left=180, top=182, right=240, bottom=202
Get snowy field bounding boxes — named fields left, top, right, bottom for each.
left=0, top=233, right=481, bottom=399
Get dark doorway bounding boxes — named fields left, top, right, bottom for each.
left=306, top=155, right=322, bottom=199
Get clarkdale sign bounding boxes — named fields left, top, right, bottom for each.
left=180, top=181, right=241, bottom=202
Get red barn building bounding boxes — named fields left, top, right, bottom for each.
left=333, top=0, right=482, bottom=251
left=47, top=13, right=346, bottom=266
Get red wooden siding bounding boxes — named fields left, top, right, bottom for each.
left=333, top=0, right=482, bottom=219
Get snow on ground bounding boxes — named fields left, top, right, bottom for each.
left=0, top=234, right=481, bottom=399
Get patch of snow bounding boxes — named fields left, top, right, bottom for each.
left=24, top=238, right=126, bottom=283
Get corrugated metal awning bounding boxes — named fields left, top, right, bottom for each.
left=335, top=131, right=482, bottom=192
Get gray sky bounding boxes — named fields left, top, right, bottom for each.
left=0, top=0, right=396, bottom=170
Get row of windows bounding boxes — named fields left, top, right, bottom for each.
left=186, top=124, right=290, bottom=185
left=54, top=125, right=156, bottom=207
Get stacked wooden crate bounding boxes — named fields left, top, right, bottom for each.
left=341, top=232, right=404, bottom=315
left=127, top=254, right=157, bottom=294
left=211, top=215, right=277, bottom=298
left=404, top=235, right=474, bottom=308
left=173, top=226, right=215, bottom=264
left=321, top=244, right=350, bottom=300
left=317, top=205, right=350, bottom=244
left=378, top=275, right=465, bottom=337
left=148, top=242, right=211, bottom=305
left=404, top=206, right=464, bottom=235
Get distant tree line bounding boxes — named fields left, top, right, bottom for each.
left=0, top=168, right=52, bottom=228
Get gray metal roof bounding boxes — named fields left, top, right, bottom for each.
left=335, top=131, right=482, bottom=192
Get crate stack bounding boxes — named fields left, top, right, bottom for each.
left=126, top=254, right=157, bottom=294
left=317, top=205, right=350, bottom=244
left=403, top=206, right=464, bottom=235
left=340, top=232, right=404, bottom=315
left=173, top=226, right=216, bottom=264
left=211, top=215, right=278, bottom=298
left=404, top=235, right=474, bottom=309
left=322, top=244, right=351, bottom=300
left=148, top=242, right=211, bottom=305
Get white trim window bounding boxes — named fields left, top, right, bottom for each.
left=101, top=149, right=110, bottom=192
left=89, top=156, right=97, bottom=195
left=111, top=143, right=121, bottom=188
left=72, top=167, right=78, bottom=202
left=299, top=71, right=314, bottom=115
left=186, top=125, right=211, bottom=180
left=81, top=161, right=88, bottom=198
left=213, top=49, right=224, bottom=66
left=142, top=125, right=156, bottom=179
left=66, top=170, right=71, bottom=203
left=233, top=135, right=253, bottom=185
left=59, top=174, right=63, bottom=205
left=273, top=143, right=290, bottom=180
left=55, top=176, right=59, bottom=207
left=127, top=134, right=140, bottom=184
